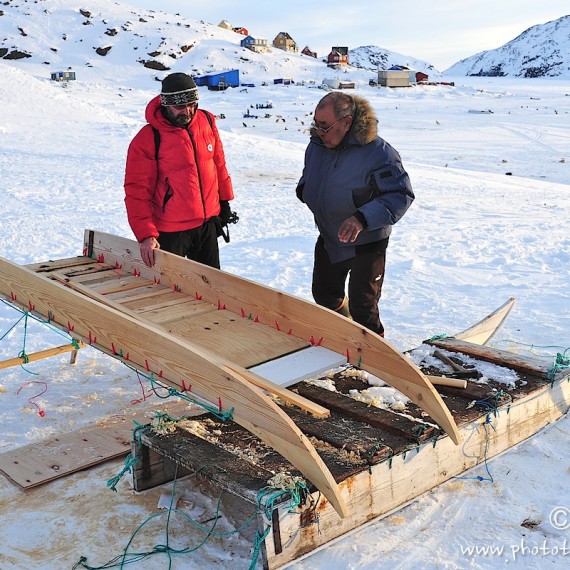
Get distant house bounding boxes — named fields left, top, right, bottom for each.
left=50, top=70, right=76, bottom=81
left=241, top=35, right=269, bottom=53
left=194, top=69, right=240, bottom=90
left=233, top=27, right=249, bottom=36
left=274, top=78, right=294, bottom=85
left=416, top=71, right=429, bottom=83
left=273, top=32, right=298, bottom=52
left=378, top=69, right=410, bottom=87
left=218, top=20, right=232, bottom=31
left=327, top=46, right=349, bottom=67
left=301, top=46, right=317, bottom=58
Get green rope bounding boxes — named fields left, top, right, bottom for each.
left=547, top=350, right=570, bottom=383
left=106, top=453, right=141, bottom=492
left=79, top=463, right=261, bottom=570
left=136, top=368, right=235, bottom=422
left=425, top=333, right=450, bottom=342
left=249, top=526, right=271, bottom=570
left=0, top=311, right=26, bottom=341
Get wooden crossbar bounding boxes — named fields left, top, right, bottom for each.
left=0, top=342, right=85, bottom=370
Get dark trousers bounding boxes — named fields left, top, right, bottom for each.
left=312, top=236, right=388, bottom=336
left=158, top=219, right=220, bottom=269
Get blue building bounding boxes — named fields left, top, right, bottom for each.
left=194, top=70, right=239, bottom=90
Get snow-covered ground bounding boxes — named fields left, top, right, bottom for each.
left=0, top=56, right=569, bottom=569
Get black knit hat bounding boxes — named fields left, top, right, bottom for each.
left=160, top=73, right=199, bottom=106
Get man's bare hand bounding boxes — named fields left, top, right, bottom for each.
left=338, top=215, right=364, bottom=243
left=140, top=236, right=160, bottom=267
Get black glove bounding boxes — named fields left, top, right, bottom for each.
left=219, top=201, right=239, bottom=226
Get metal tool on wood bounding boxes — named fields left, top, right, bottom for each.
left=432, top=349, right=479, bottom=379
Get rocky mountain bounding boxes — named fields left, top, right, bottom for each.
left=445, top=15, right=570, bottom=77
left=348, top=45, right=438, bottom=75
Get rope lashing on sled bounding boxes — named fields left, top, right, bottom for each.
left=0, top=310, right=37, bottom=374
left=425, top=333, right=450, bottom=342
left=547, top=350, right=570, bottom=384
left=452, top=394, right=500, bottom=484
left=121, top=362, right=235, bottom=421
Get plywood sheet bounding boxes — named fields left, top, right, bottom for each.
left=0, top=401, right=192, bottom=489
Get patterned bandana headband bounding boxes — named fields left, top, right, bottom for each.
left=160, top=87, right=199, bottom=107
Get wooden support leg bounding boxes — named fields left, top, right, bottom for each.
left=0, top=342, right=85, bottom=370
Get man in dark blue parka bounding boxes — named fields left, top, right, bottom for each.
left=296, top=92, right=414, bottom=336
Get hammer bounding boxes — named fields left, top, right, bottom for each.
left=432, top=349, right=480, bottom=379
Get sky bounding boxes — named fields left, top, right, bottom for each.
left=127, top=0, right=569, bottom=70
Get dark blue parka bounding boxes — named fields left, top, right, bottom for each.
left=296, top=95, right=414, bottom=263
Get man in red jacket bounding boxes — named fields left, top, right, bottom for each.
left=124, top=73, right=235, bottom=268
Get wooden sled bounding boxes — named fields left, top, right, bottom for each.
left=0, top=229, right=460, bottom=519
left=127, top=294, right=569, bottom=569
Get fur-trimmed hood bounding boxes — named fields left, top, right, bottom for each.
left=310, top=95, right=378, bottom=146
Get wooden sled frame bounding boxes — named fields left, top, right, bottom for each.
left=0, top=228, right=464, bottom=518
left=83, top=230, right=460, bottom=444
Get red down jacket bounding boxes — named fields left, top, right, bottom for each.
left=124, top=95, right=234, bottom=242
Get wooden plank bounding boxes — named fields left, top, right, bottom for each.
left=134, top=425, right=275, bottom=503
left=25, top=257, right=95, bottom=272
left=295, top=383, right=438, bottom=443
left=121, top=292, right=203, bottom=311
left=0, top=256, right=348, bottom=518
left=0, top=401, right=190, bottom=489
left=134, top=298, right=217, bottom=324
left=426, top=338, right=552, bottom=377
left=284, top=407, right=393, bottom=464
left=165, top=309, right=309, bottom=368
left=453, top=297, right=516, bottom=345
left=86, top=229, right=461, bottom=445
left=106, top=285, right=174, bottom=303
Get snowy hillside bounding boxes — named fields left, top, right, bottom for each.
left=348, top=45, right=439, bottom=75
left=0, top=0, right=437, bottom=86
left=446, top=15, right=570, bottom=77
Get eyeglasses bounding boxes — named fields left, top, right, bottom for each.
left=311, top=115, right=350, bottom=134
left=172, top=102, right=198, bottom=111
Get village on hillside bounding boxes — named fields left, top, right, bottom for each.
left=214, top=19, right=432, bottom=89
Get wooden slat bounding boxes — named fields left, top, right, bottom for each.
left=87, top=230, right=461, bottom=445
left=285, top=407, right=393, bottom=464
left=295, top=383, right=438, bottom=443
left=26, top=257, right=94, bottom=272
left=132, top=298, right=217, bottom=324
left=135, top=425, right=275, bottom=503
left=106, top=285, right=174, bottom=303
